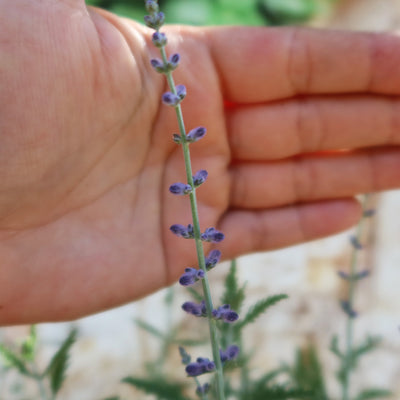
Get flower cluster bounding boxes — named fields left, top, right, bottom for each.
left=145, top=1, right=239, bottom=397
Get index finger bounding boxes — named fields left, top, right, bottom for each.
left=205, top=27, right=400, bottom=103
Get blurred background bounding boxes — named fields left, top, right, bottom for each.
left=1, top=1, right=400, bottom=399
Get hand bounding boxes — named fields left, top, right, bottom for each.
left=1, top=1, right=399, bottom=324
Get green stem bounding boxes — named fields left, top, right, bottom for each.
left=159, top=46, right=225, bottom=400
left=342, top=195, right=370, bottom=400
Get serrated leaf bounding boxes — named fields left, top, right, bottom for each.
left=352, top=335, right=381, bottom=361
left=354, top=388, right=392, bottom=400
left=45, top=328, right=77, bottom=395
left=0, top=344, right=30, bottom=376
left=122, top=376, right=190, bottom=400
left=221, top=259, right=246, bottom=312
left=329, top=335, right=343, bottom=359
left=246, top=384, right=312, bottom=400
left=235, top=294, right=288, bottom=330
left=291, top=344, right=328, bottom=399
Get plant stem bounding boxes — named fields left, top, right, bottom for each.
left=159, top=46, right=226, bottom=400
left=342, top=195, right=370, bottom=400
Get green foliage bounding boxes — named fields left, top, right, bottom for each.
left=84, top=0, right=329, bottom=26
left=44, top=328, right=78, bottom=395
left=354, top=388, right=393, bottom=400
left=220, top=259, right=246, bottom=313
left=21, top=325, right=38, bottom=362
left=235, top=294, right=288, bottom=331
left=289, top=344, right=328, bottom=400
left=0, top=343, right=31, bottom=376
left=122, top=376, right=190, bottom=400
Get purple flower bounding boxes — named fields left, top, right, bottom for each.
left=169, top=182, right=192, bottom=195
left=150, top=58, right=165, bottom=73
left=162, top=92, right=181, bottom=107
left=363, top=209, right=376, bottom=218
left=143, top=12, right=165, bottom=30
left=176, top=84, right=186, bottom=100
left=205, top=249, right=221, bottom=270
left=220, top=345, right=240, bottom=363
left=341, top=300, right=358, bottom=319
left=212, top=304, right=239, bottom=323
left=201, top=227, right=225, bottom=243
left=350, top=235, right=363, bottom=250
left=152, top=31, right=167, bottom=47
left=338, top=269, right=370, bottom=281
left=170, top=224, right=194, bottom=239
left=186, top=126, right=206, bottom=143
left=145, top=0, right=159, bottom=13
left=168, top=53, right=180, bottom=70
left=182, top=300, right=207, bottom=317
left=179, top=267, right=204, bottom=286
left=186, top=358, right=215, bottom=377
left=196, top=383, right=211, bottom=396
left=193, top=170, right=208, bottom=187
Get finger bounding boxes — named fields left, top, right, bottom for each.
left=205, top=27, right=400, bottom=102
left=230, top=148, right=400, bottom=209
left=218, top=199, right=361, bottom=257
left=228, top=95, right=400, bottom=160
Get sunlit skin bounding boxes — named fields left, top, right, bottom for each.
left=1, top=0, right=400, bottom=325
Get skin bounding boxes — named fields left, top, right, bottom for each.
left=0, top=0, right=400, bottom=325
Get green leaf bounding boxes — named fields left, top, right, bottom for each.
left=354, top=388, right=393, bottom=400
left=329, top=335, right=343, bottom=359
left=45, top=328, right=77, bottom=395
left=245, top=384, right=312, bottom=400
left=221, top=259, right=246, bottom=313
left=186, top=287, right=203, bottom=302
left=122, top=376, right=190, bottom=400
left=235, top=294, right=288, bottom=330
left=352, top=335, right=381, bottom=362
left=291, top=344, right=328, bottom=399
left=21, top=325, right=38, bottom=362
left=0, top=344, right=30, bottom=376
left=135, top=318, right=166, bottom=340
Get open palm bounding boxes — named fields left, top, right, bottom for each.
left=1, top=0, right=399, bottom=325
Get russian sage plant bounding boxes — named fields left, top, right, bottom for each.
left=144, top=1, right=239, bottom=398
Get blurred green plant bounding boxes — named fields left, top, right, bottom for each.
left=85, top=0, right=334, bottom=26
left=0, top=326, right=77, bottom=400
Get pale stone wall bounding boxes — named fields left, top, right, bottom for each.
left=1, top=1, right=400, bottom=399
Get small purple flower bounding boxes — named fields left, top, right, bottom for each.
left=201, top=227, right=225, bottom=243
left=338, top=269, right=370, bottom=281
left=182, top=300, right=207, bottom=317
left=196, top=383, right=211, bottom=396
left=350, top=235, right=363, bottom=250
left=168, top=53, right=180, bottom=70
left=341, top=300, right=358, bottom=319
left=186, top=126, right=206, bottom=143
left=162, top=92, right=181, bottom=107
left=152, top=31, right=167, bottom=47
left=179, top=267, right=204, bottom=286
left=205, top=249, right=221, bottom=270
left=170, top=224, right=194, bottom=239
left=220, top=345, right=240, bottom=363
left=186, top=358, right=215, bottom=377
left=363, top=209, right=376, bottom=218
left=193, top=170, right=208, bottom=187
left=145, top=0, right=159, bottom=13
left=169, top=182, right=192, bottom=195
left=150, top=58, right=165, bottom=73
left=176, top=84, right=186, bottom=100
left=143, top=12, right=165, bottom=30
left=212, top=304, right=239, bottom=323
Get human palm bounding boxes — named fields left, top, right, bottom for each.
left=1, top=1, right=400, bottom=325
